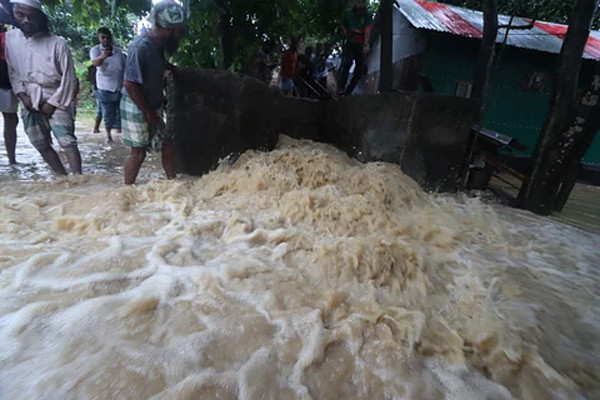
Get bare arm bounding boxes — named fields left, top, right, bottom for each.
left=91, top=48, right=112, bottom=67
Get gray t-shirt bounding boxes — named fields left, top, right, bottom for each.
left=123, top=35, right=166, bottom=110
left=89, top=44, right=125, bottom=92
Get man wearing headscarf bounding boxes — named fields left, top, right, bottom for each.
left=5, top=0, right=81, bottom=175
left=121, top=0, right=186, bottom=185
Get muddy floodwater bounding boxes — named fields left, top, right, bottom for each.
left=0, top=119, right=598, bottom=399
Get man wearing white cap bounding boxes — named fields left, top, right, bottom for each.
left=5, top=0, right=81, bottom=175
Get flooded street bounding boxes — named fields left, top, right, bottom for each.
left=0, top=117, right=598, bottom=399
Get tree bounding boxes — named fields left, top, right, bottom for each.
left=471, top=0, right=497, bottom=105
left=553, top=67, right=600, bottom=211
left=34, top=0, right=366, bottom=71
left=46, top=1, right=142, bottom=63
left=515, top=65, right=599, bottom=214
left=175, top=0, right=354, bottom=69
left=44, top=0, right=150, bottom=22
left=517, top=0, right=599, bottom=215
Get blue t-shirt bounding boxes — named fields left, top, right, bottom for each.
left=123, top=35, right=166, bottom=110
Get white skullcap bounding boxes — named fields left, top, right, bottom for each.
left=10, top=0, right=43, bottom=11
left=151, top=0, right=186, bottom=28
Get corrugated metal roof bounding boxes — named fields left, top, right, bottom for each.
left=396, top=0, right=600, bottom=60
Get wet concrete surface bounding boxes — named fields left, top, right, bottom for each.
left=0, top=113, right=164, bottom=184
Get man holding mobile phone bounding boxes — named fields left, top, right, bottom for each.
left=90, top=27, right=125, bottom=143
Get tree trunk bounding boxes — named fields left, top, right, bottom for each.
left=379, top=0, right=393, bottom=92
left=471, top=0, right=498, bottom=105
left=553, top=155, right=581, bottom=212
left=517, top=0, right=598, bottom=212
left=526, top=67, right=600, bottom=214
left=554, top=72, right=600, bottom=211
left=214, top=0, right=233, bottom=70
left=461, top=0, right=497, bottom=187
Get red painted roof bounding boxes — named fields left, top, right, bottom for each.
left=397, top=0, right=600, bottom=60
left=533, top=21, right=600, bottom=60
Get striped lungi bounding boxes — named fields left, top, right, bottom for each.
left=120, top=94, right=171, bottom=151
left=21, top=107, right=77, bottom=150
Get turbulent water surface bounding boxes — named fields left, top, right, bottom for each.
left=0, top=124, right=598, bottom=399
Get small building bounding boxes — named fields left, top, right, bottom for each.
left=362, top=0, right=600, bottom=170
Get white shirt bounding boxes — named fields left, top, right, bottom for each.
left=5, top=29, right=77, bottom=110
left=90, top=44, right=125, bottom=92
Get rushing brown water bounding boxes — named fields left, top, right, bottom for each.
left=0, top=124, right=598, bottom=399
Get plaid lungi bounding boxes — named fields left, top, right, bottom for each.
left=21, top=107, right=77, bottom=150
left=120, top=94, right=171, bottom=151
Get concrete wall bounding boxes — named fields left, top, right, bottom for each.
left=167, top=69, right=477, bottom=192
left=166, top=69, right=321, bottom=176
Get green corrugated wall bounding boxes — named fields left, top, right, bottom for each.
left=421, top=33, right=600, bottom=165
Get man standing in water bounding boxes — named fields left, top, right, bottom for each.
left=6, top=0, right=81, bottom=175
left=90, top=27, right=125, bottom=144
left=0, top=24, right=18, bottom=165
left=121, top=0, right=186, bottom=185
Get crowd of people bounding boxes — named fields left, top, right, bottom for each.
left=243, top=0, right=373, bottom=99
left=1, top=0, right=372, bottom=184
left=0, top=0, right=186, bottom=185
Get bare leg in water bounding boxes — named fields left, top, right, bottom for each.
left=3, top=112, right=17, bottom=164
left=161, top=139, right=177, bottom=180
left=124, top=142, right=176, bottom=185
left=124, top=147, right=146, bottom=185
left=36, top=144, right=68, bottom=175
left=93, top=114, right=101, bottom=133
left=64, top=147, right=82, bottom=174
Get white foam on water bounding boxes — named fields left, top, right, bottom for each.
left=0, top=136, right=598, bottom=399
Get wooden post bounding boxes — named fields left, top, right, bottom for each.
left=379, top=0, right=393, bottom=92
left=471, top=0, right=498, bottom=104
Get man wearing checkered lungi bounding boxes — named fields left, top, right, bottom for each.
left=121, top=0, right=186, bottom=185
left=6, top=0, right=81, bottom=175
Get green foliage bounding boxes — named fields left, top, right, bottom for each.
left=44, top=0, right=151, bottom=23
left=175, top=0, right=360, bottom=69
left=38, top=0, right=384, bottom=71
left=171, top=0, right=220, bottom=68
left=44, top=1, right=149, bottom=113
left=45, top=1, right=148, bottom=62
